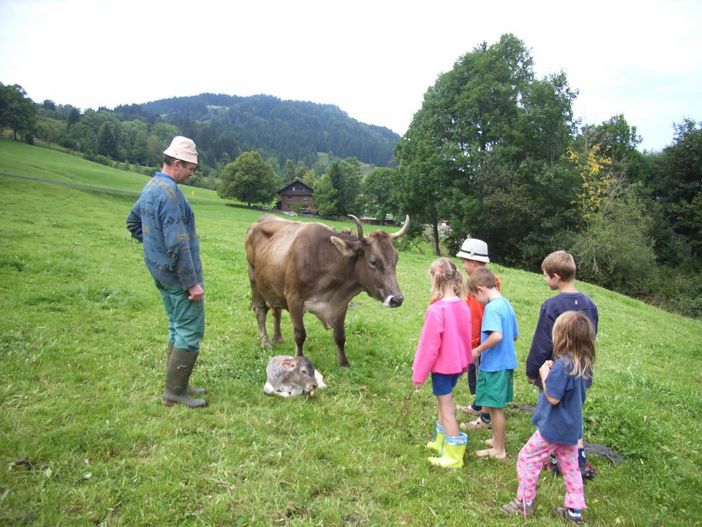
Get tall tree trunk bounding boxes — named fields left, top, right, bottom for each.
left=432, top=222, right=441, bottom=256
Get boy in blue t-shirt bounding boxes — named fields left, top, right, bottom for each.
left=461, top=267, right=518, bottom=459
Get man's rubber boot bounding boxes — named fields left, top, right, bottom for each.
left=428, top=433, right=468, bottom=469
left=426, top=421, right=446, bottom=453
left=168, top=343, right=207, bottom=395
left=162, top=348, right=207, bottom=408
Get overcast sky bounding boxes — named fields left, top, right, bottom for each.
left=1, top=0, right=701, bottom=152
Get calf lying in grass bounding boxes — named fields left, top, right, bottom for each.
left=263, top=355, right=328, bottom=397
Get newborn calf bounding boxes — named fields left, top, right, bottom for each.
left=263, top=355, right=327, bottom=397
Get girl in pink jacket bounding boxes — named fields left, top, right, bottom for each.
left=412, top=257, right=473, bottom=468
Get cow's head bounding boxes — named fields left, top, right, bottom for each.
left=330, top=215, right=409, bottom=308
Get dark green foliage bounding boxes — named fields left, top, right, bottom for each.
left=571, top=187, right=657, bottom=296
left=360, top=167, right=400, bottom=221
left=313, top=159, right=363, bottom=217
left=141, top=93, right=399, bottom=168
left=25, top=92, right=399, bottom=180
left=96, top=121, right=119, bottom=158
left=218, top=151, right=279, bottom=206
left=645, top=119, right=702, bottom=266
left=392, top=34, right=700, bottom=315
left=312, top=173, right=338, bottom=217
left=0, top=83, right=36, bottom=142
left=396, top=34, right=578, bottom=261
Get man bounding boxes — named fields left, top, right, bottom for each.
left=127, top=136, right=207, bottom=408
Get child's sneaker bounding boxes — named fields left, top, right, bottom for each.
left=456, top=403, right=481, bottom=416
left=501, top=498, right=534, bottom=518
left=554, top=507, right=584, bottom=525
left=460, top=417, right=491, bottom=430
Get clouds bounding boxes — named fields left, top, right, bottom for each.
left=1, top=0, right=700, bottom=151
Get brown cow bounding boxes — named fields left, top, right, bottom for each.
left=245, top=214, right=409, bottom=366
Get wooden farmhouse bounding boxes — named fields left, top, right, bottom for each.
left=277, top=180, right=314, bottom=213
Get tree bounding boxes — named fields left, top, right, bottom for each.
left=313, top=174, right=338, bottom=217
left=646, top=119, right=702, bottom=266
left=97, top=120, right=120, bottom=158
left=283, top=159, right=296, bottom=184
left=0, top=83, right=37, bottom=142
left=568, top=143, right=614, bottom=223
left=360, top=167, right=399, bottom=221
left=218, top=151, right=279, bottom=206
left=572, top=186, right=657, bottom=295
left=396, top=34, right=578, bottom=259
left=335, top=158, right=362, bottom=215
left=121, top=120, right=149, bottom=164
left=577, top=115, right=645, bottom=190
left=66, top=106, right=81, bottom=127
left=146, top=122, right=179, bottom=164
left=301, top=168, right=318, bottom=189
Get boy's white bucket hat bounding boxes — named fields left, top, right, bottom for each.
left=456, top=238, right=490, bottom=263
left=163, top=136, right=198, bottom=164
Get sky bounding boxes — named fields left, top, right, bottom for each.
left=1, top=0, right=701, bottom=152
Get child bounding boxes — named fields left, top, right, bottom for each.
left=455, top=237, right=501, bottom=430
left=501, top=311, right=596, bottom=525
left=462, top=267, right=518, bottom=459
left=526, top=250, right=599, bottom=478
left=412, top=258, right=473, bottom=469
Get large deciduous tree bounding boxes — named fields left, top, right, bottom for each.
left=360, top=167, right=400, bottom=222
left=395, top=34, right=577, bottom=260
left=313, top=159, right=363, bottom=217
left=646, top=119, right=702, bottom=266
left=0, top=83, right=37, bottom=142
left=218, top=151, right=279, bottom=207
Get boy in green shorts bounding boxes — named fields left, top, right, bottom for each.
left=462, top=267, right=519, bottom=459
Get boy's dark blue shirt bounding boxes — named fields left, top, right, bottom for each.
left=526, top=292, right=598, bottom=388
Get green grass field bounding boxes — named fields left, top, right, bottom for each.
left=1, top=138, right=701, bottom=526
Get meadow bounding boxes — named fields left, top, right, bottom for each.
left=1, top=138, right=701, bottom=526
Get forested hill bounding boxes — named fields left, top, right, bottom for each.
left=122, top=93, right=400, bottom=168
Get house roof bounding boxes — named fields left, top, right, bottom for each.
left=277, top=180, right=314, bottom=195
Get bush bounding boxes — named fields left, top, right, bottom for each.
left=653, top=266, right=702, bottom=319
left=572, top=189, right=657, bottom=296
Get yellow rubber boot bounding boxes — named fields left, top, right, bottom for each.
left=426, top=422, right=445, bottom=453
left=428, top=432, right=468, bottom=469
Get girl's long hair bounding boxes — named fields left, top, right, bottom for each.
left=552, top=311, right=596, bottom=378
left=429, top=257, right=465, bottom=304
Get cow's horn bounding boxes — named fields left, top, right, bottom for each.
left=348, top=214, right=364, bottom=239
left=390, top=215, right=410, bottom=239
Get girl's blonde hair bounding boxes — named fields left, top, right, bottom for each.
left=552, top=311, right=596, bottom=378
left=429, top=258, right=465, bottom=303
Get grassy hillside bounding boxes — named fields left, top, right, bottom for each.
left=1, top=139, right=701, bottom=526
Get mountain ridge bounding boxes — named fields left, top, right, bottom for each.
left=117, top=92, right=400, bottom=168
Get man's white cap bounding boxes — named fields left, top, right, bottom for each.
left=163, top=136, right=198, bottom=164
left=456, top=238, right=490, bottom=262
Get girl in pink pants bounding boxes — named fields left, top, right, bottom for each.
left=501, top=311, right=596, bottom=525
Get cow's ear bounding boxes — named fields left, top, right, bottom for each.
left=331, top=236, right=359, bottom=256
left=281, top=358, right=297, bottom=371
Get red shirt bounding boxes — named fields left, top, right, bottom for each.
left=466, top=275, right=501, bottom=349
